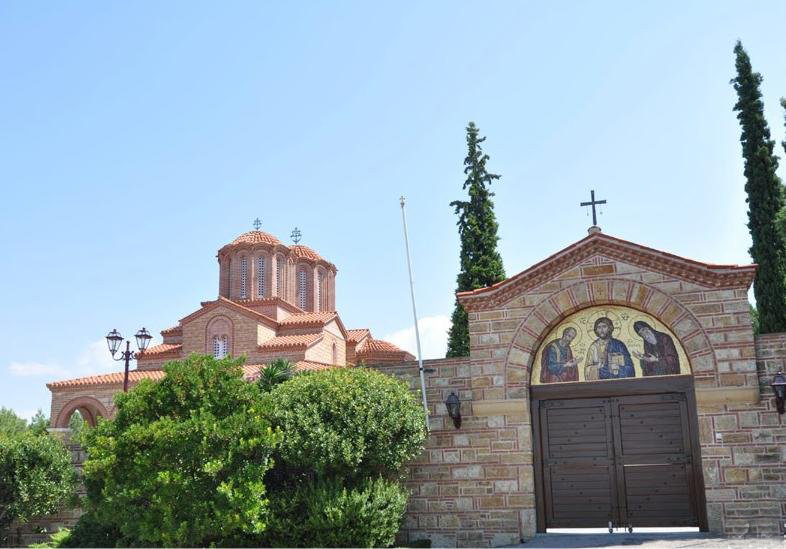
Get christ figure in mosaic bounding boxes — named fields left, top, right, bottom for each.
left=632, top=320, right=680, bottom=376
left=539, top=327, right=579, bottom=383
left=584, top=317, right=634, bottom=380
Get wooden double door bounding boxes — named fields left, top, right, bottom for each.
left=532, top=376, right=707, bottom=531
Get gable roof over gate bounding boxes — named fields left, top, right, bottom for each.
left=458, top=231, right=756, bottom=311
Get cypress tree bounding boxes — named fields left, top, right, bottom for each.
left=731, top=41, right=786, bottom=332
left=446, top=122, right=506, bottom=357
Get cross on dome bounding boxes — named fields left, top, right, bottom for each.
left=253, top=218, right=262, bottom=231
left=291, top=227, right=302, bottom=244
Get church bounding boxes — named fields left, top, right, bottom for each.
left=42, top=218, right=786, bottom=546
left=46, top=227, right=414, bottom=428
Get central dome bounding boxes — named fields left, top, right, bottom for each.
left=228, top=230, right=281, bottom=247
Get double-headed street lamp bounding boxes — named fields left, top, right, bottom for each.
left=105, top=328, right=153, bottom=392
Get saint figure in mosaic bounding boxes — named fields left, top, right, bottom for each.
left=584, top=317, right=635, bottom=380
left=632, top=320, right=680, bottom=376
left=539, top=327, right=579, bottom=383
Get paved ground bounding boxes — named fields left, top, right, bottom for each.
left=511, top=532, right=785, bottom=548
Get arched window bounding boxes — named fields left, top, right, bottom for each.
left=298, top=269, right=307, bottom=309
left=239, top=257, right=248, bottom=299
left=257, top=256, right=266, bottom=298
left=317, top=271, right=324, bottom=312
left=213, top=335, right=228, bottom=358
left=332, top=342, right=337, bottom=364
left=276, top=256, right=284, bottom=297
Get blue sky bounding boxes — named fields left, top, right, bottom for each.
left=2, top=2, right=786, bottom=419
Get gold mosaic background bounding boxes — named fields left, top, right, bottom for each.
left=531, top=305, right=690, bottom=384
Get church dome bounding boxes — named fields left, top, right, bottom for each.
left=229, top=230, right=281, bottom=247
left=290, top=244, right=324, bottom=262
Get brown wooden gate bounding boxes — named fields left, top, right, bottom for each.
left=531, top=376, right=708, bottom=532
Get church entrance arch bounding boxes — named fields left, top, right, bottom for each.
left=528, top=304, right=708, bottom=532
left=54, top=396, right=108, bottom=428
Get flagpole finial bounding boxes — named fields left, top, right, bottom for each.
left=400, top=196, right=406, bottom=207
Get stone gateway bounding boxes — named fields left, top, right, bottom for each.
left=377, top=229, right=785, bottom=546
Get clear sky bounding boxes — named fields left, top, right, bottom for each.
left=2, top=2, right=786, bottom=420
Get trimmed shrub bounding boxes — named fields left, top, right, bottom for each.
left=263, top=476, right=408, bottom=548
left=266, top=367, right=427, bottom=480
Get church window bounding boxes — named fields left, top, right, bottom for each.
left=298, top=269, right=307, bottom=309
left=240, top=257, right=248, bottom=298
left=213, top=335, right=229, bottom=358
left=317, top=272, right=324, bottom=311
left=276, top=257, right=284, bottom=297
left=332, top=342, right=337, bottom=364
left=257, top=256, right=266, bottom=298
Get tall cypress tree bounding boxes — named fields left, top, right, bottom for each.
left=731, top=41, right=786, bottom=333
left=446, top=122, right=506, bottom=357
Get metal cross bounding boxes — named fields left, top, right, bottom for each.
left=291, top=227, right=302, bottom=244
left=580, top=190, right=607, bottom=227
left=253, top=218, right=262, bottom=231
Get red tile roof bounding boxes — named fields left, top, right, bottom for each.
left=160, top=325, right=182, bottom=335
left=137, top=343, right=182, bottom=359
left=290, top=244, right=324, bottom=262
left=232, top=297, right=305, bottom=314
left=47, top=369, right=166, bottom=390
left=180, top=297, right=278, bottom=327
left=244, top=361, right=338, bottom=381
left=229, top=230, right=281, bottom=247
left=346, top=329, right=371, bottom=344
left=258, top=333, right=323, bottom=350
left=279, top=311, right=337, bottom=326
left=356, top=339, right=416, bottom=363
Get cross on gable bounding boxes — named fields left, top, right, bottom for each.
left=580, top=190, right=607, bottom=227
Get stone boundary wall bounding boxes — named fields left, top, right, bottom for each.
left=373, top=357, right=530, bottom=548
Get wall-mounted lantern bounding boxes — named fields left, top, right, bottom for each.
left=445, top=392, right=462, bottom=429
left=771, top=370, right=786, bottom=415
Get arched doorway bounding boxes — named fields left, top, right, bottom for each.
left=54, top=396, right=109, bottom=429
left=529, top=305, right=708, bottom=532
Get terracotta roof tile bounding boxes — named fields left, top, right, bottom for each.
left=356, top=339, right=416, bottom=363
left=290, top=244, right=323, bottom=262
left=258, top=333, right=323, bottom=350
left=47, top=369, right=166, bottom=390
left=346, top=329, right=371, bottom=343
left=137, top=343, right=182, bottom=358
left=229, top=230, right=281, bottom=247
left=278, top=311, right=337, bottom=326
left=160, top=325, right=182, bottom=335
left=243, top=361, right=339, bottom=381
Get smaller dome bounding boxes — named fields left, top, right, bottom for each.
left=229, top=230, right=281, bottom=247
left=290, top=244, right=324, bottom=262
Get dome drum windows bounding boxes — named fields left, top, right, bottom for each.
left=257, top=256, right=266, bottom=298
left=239, top=256, right=249, bottom=299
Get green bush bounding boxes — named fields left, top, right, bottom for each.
left=79, top=355, right=281, bottom=547
left=266, top=367, right=427, bottom=480
left=0, top=431, right=77, bottom=543
left=263, top=476, right=408, bottom=548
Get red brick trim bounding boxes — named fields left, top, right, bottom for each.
left=53, top=396, right=109, bottom=428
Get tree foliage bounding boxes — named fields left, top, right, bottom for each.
left=76, top=355, right=281, bottom=547
left=265, top=367, right=427, bottom=481
left=257, top=358, right=294, bottom=393
left=731, top=41, right=786, bottom=332
left=263, top=476, right=409, bottom=548
left=0, top=431, right=77, bottom=541
left=447, top=122, right=506, bottom=357
left=0, top=407, right=28, bottom=437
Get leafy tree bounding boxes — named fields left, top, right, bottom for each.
left=446, top=122, right=506, bottom=357
left=265, top=367, right=427, bottom=481
left=0, top=431, right=77, bottom=543
left=257, top=358, right=294, bottom=393
left=0, top=408, right=28, bottom=437
left=28, top=410, right=50, bottom=436
left=261, top=368, right=426, bottom=547
left=731, top=41, right=786, bottom=332
left=263, top=477, right=408, bottom=548
left=75, top=355, right=281, bottom=547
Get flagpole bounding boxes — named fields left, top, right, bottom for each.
left=400, top=196, right=430, bottom=431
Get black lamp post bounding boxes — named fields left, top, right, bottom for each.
left=445, top=392, right=462, bottom=429
left=771, top=370, right=786, bottom=415
left=106, top=328, right=153, bottom=392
